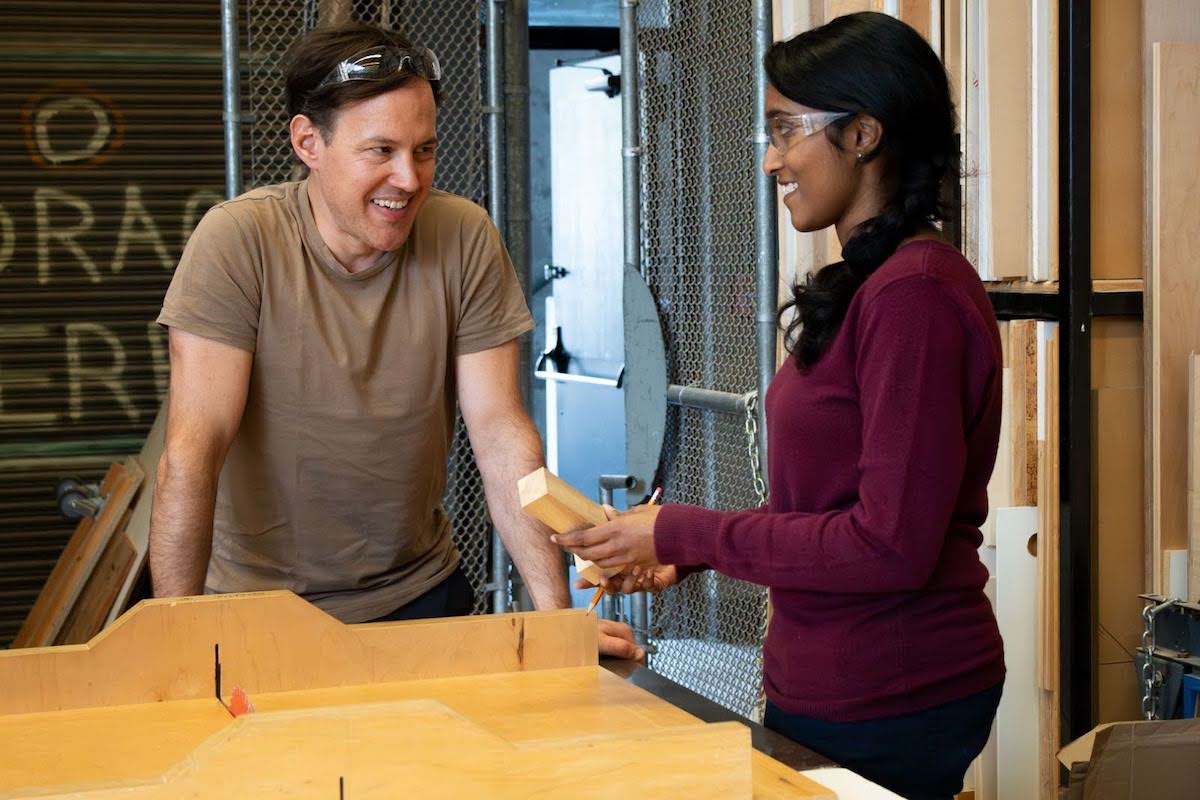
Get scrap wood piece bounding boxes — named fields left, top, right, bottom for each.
left=1190, top=353, right=1200, bottom=602
left=12, top=459, right=145, bottom=649
left=518, top=467, right=620, bottom=584
left=1008, top=320, right=1040, bottom=506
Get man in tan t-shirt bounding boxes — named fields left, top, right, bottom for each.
left=150, top=23, right=641, bottom=659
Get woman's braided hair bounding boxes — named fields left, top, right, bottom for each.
left=767, top=12, right=960, bottom=368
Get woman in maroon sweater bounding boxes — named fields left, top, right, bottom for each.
left=551, top=12, right=1004, bottom=800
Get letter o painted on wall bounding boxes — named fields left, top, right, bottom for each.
left=22, top=82, right=125, bottom=169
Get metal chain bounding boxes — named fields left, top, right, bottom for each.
left=744, top=391, right=768, bottom=506
left=1141, top=598, right=1176, bottom=720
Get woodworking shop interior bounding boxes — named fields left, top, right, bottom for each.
left=2, top=1, right=1199, bottom=799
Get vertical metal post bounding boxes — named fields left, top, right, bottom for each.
left=505, top=0, right=531, bottom=347
left=221, top=0, right=243, bottom=200
left=1060, top=0, right=1094, bottom=743
left=486, top=0, right=511, bottom=614
left=752, top=0, right=777, bottom=478
left=486, top=0, right=507, bottom=234
left=620, top=0, right=642, bottom=275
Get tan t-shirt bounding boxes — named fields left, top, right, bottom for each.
left=158, top=181, right=533, bottom=622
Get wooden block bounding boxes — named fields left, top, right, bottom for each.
left=1148, top=42, right=1200, bottom=591
left=0, top=592, right=598, bottom=716
left=518, top=467, right=619, bottom=585
left=1009, top=320, right=1040, bottom=506
left=983, top=0, right=1033, bottom=278
left=12, top=460, right=144, bottom=649
left=1092, top=0, right=1143, bottom=280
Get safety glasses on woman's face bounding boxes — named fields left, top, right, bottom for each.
left=315, top=45, right=442, bottom=91
left=766, top=111, right=851, bottom=151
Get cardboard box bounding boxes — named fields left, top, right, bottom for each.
left=1058, top=719, right=1200, bottom=799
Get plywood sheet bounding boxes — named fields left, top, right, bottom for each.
left=5, top=701, right=755, bottom=800
left=983, top=0, right=1033, bottom=278
left=0, top=591, right=597, bottom=715
left=1092, top=0, right=1143, bottom=280
left=1148, top=42, right=1200, bottom=590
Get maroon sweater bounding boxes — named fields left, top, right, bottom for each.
left=655, top=240, right=1006, bottom=722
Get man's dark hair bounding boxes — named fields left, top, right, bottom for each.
left=283, top=23, right=442, bottom=140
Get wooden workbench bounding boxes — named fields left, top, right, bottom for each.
left=0, top=591, right=834, bottom=799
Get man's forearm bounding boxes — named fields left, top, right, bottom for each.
left=474, top=415, right=571, bottom=610
left=148, top=453, right=218, bottom=597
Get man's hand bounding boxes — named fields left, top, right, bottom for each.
left=575, top=564, right=680, bottom=595
left=597, top=618, right=645, bottom=662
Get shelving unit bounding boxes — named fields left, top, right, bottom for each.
left=983, top=0, right=1144, bottom=746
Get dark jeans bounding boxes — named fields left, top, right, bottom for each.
left=765, top=682, right=1003, bottom=800
left=368, top=566, right=475, bottom=622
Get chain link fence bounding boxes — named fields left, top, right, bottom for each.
left=243, top=0, right=494, bottom=613
left=637, top=0, right=770, bottom=720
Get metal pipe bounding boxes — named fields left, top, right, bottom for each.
left=486, top=0, right=509, bottom=614
left=667, top=384, right=752, bottom=417
left=486, top=0, right=506, bottom=234
left=752, top=0, right=777, bottom=482
left=505, top=0, right=532, bottom=406
left=220, top=0, right=243, bottom=200
left=620, top=0, right=642, bottom=275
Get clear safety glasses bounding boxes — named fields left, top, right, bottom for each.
left=314, top=45, right=442, bottom=91
left=766, top=111, right=851, bottom=151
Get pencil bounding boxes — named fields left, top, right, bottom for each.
left=585, top=487, right=662, bottom=614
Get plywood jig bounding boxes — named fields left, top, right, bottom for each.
left=0, top=592, right=833, bottom=799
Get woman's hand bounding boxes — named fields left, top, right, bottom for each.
left=552, top=502, right=662, bottom=570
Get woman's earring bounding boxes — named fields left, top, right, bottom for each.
left=856, top=151, right=865, bottom=162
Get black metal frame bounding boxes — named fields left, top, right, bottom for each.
left=984, top=0, right=1144, bottom=747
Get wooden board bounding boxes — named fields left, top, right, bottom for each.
left=56, top=528, right=135, bottom=645
left=12, top=459, right=144, bottom=649
left=107, top=402, right=165, bottom=625
left=1191, top=353, right=1200, bottom=602
left=1092, top=0, right=1143, bottom=280
left=518, top=467, right=619, bottom=584
left=1030, top=0, right=1058, bottom=281
left=0, top=591, right=597, bottom=715
left=1094, top=386, right=1147, bottom=723
left=983, top=0, right=1033, bottom=278
left=1037, top=324, right=1059, bottom=694
left=1009, top=321, right=1040, bottom=506
left=1148, top=42, right=1200, bottom=590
